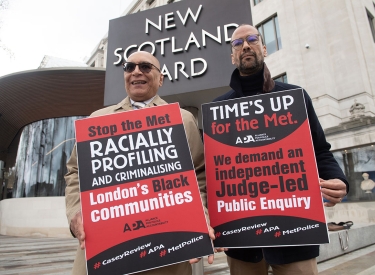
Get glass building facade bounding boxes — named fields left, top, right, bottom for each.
left=11, top=116, right=84, bottom=197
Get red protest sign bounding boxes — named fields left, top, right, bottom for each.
left=75, top=103, right=213, bottom=274
left=202, top=89, right=329, bottom=248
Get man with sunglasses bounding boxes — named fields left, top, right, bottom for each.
left=213, top=24, right=348, bottom=275
left=65, top=51, right=214, bottom=275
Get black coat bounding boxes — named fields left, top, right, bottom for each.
left=213, top=68, right=348, bottom=265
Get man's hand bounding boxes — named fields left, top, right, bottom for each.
left=70, top=211, right=85, bottom=249
left=320, top=178, right=347, bottom=207
left=189, top=226, right=217, bottom=265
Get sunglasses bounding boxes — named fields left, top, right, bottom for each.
left=123, top=62, right=161, bottom=73
left=231, top=34, right=261, bottom=50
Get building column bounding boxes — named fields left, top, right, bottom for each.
left=192, top=261, right=204, bottom=275
left=0, top=160, right=4, bottom=200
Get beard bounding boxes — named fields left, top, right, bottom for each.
left=238, top=51, right=263, bottom=75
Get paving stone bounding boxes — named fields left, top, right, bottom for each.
left=1, top=235, right=375, bottom=275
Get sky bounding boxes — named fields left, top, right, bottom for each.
left=0, top=0, right=134, bottom=77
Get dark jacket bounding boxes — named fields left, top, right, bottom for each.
left=214, top=65, right=349, bottom=265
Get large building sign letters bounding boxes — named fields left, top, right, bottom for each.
left=105, top=0, right=252, bottom=105
left=112, top=4, right=237, bottom=80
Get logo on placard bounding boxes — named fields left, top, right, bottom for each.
left=123, top=220, right=146, bottom=232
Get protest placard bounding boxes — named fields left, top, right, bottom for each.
left=202, top=89, right=329, bottom=248
left=75, top=103, right=213, bottom=274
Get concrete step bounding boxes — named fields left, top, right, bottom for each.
left=318, top=223, right=375, bottom=262
left=1, top=223, right=375, bottom=275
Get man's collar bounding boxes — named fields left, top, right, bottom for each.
left=113, top=97, right=132, bottom=111
left=229, top=63, right=275, bottom=95
left=129, top=96, right=156, bottom=106
left=113, top=95, right=167, bottom=111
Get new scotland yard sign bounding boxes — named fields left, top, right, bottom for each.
left=104, top=0, right=252, bottom=105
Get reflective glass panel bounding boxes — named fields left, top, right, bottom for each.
left=263, top=19, right=276, bottom=54
left=11, top=116, right=85, bottom=197
left=332, top=145, right=375, bottom=202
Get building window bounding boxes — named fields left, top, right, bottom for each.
left=257, top=15, right=282, bottom=55
left=254, top=0, right=264, bottom=5
left=332, top=144, right=375, bottom=202
left=367, top=9, right=375, bottom=42
left=146, top=0, right=155, bottom=5
left=273, top=73, right=288, bottom=83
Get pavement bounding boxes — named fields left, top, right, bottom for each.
left=1, top=235, right=375, bottom=275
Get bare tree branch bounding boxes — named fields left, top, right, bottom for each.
left=0, top=43, right=14, bottom=58
left=0, top=0, right=9, bottom=10
left=0, top=0, right=14, bottom=58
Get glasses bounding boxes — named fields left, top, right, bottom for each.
left=231, top=34, right=261, bottom=50
left=123, top=62, right=161, bottom=73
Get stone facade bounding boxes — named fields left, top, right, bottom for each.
left=252, top=0, right=375, bottom=133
